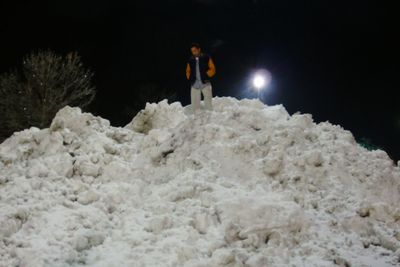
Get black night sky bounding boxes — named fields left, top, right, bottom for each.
left=1, top=0, right=399, bottom=161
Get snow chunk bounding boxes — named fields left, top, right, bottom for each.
left=125, top=99, right=186, bottom=134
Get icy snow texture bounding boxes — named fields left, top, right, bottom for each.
left=1, top=97, right=400, bottom=267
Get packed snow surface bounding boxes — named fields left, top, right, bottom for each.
left=1, top=97, right=400, bottom=267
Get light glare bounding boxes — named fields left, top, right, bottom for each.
left=253, top=75, right=266, bottom=89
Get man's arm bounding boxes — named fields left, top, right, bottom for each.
left=186, top=63, right=191, bottom=80
left=207, top=58, right=216, bottom=77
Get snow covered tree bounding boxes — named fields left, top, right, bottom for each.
left=0, top=50, right=95, bottom=140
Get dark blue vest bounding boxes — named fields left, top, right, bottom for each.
left=188, top=53, right=211, bottom=85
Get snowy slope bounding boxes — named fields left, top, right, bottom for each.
left=0, top=97, right=399, bottom=267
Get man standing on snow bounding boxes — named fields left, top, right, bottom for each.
left=186, top=43, right=216, bottom=114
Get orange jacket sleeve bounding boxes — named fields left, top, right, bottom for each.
left=207, top=58, right=216, bottom=78
left=186, top=63, right=191, bottom=80
left=207, top=58, right=215, bottom=78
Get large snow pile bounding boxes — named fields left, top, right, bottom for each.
left=1, top=97, right=400, bottom=267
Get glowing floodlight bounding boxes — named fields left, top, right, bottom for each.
left=251, top=69, right=272, bottom=91
left=253, top=75, right=266, bottom=89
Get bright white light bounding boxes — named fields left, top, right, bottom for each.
left=253, top=75, right=266, bottom=89
left=251, top=69, right=272, bottom=92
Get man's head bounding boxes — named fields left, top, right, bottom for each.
left=190, top=43, right=201, bottom=57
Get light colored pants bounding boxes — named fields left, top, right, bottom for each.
left=191, top=84, right=213, bottom=114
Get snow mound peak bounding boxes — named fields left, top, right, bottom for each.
left=1, top=97, right=399, bottom=267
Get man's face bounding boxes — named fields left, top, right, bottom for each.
left=191, top=47, right=201, bottom=57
